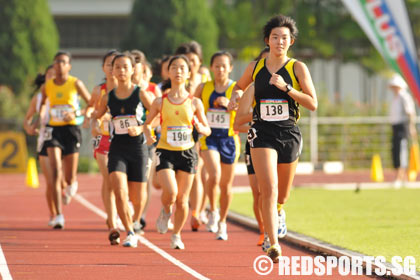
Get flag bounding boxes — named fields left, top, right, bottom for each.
left=341, top=0, right=420, bottom=105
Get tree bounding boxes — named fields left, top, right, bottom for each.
left=122, top=0, right=218, bottom=64
left=0, top=0, right=59, bottom=96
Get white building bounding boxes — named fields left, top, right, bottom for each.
left=48, top=0, right=134, bottom=89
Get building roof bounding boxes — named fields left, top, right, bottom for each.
left=48, top=0, right=134, bottom=16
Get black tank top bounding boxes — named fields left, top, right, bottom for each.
left=252, top=58, right=301, bottom=128
left=107, top=86, right=146, bottom=146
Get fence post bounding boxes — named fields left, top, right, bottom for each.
left=310, top=110, right=318, bottom=165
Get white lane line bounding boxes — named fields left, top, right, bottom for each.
left=0, top=244, right=13, bottom=280
left=73, top=194, right=210, bottom=280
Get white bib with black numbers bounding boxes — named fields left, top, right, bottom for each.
left=206, top=108, right=230, bottom=129
left=260, top=99, right=289, bottom=121
left=112, top=115, right=137, bottom=135
left=50, top=105, right=73, bottom=123
left=167, top=126, right=192, bottom=147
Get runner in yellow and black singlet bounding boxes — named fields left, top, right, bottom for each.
left=144, top=55, right=211, bottom=250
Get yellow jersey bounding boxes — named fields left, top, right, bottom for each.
left=157, top=94, right=195, bottom=151
left=45, top=75, right=79, bottom=126
left=200, top=80, right=236, bottom=137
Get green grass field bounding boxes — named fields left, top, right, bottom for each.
left=230, top=187, right=420, bottom=272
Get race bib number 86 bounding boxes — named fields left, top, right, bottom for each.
left=112, top=115, right=137, bottom=135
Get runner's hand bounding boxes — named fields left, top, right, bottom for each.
left=146, top=134, right=156, bottom=145
left=269, top=73, right=287, bottom=91
left=63, top=111, right=76, bottom=122
left=215, top=96, right=229, bottom=109
left=128, top=126, right=142, bottom=137
left=227, top=93, right=239, bottom=111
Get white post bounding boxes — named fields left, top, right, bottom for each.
left=310, top=110, right=318, bottom=165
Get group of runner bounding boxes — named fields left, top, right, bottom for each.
left=24, top=14, right=318, bottom=262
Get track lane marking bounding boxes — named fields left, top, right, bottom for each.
left=74, top=194, right=210, bottom=280
left=0, top=244, right=13, bottom=280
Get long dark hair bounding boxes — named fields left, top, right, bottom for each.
left=33, top=64, right=53, bottom=92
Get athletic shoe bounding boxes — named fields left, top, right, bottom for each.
left=122, top=233, right=138, bottom=248
left=63, top=182, right=78, bottom=205
left=257, top=233, right=265, bottom=246
left=170, top=234, right=185, bottom=250
left=168, top=219, right=174, bottom=231
left=191, top=213, right=200, bottom=232
left=267, top=244, right=282, bottom=263
left=108, top=229, right=120, bottom=245
left=53, top=214, right=65, bottom=229
left=62, top=193, right=72, bottom=205
left=48, top=217, right=54, bottom=227
left=206, top=210, right=219, bottom=233
left=278, top=209, right=287, bottom=238
left=393, top=180, right=402, bottom=189
left=216, top=221, right=228, bottom=240
left=262, top=233, right=270, bottom=252
left=199, top=210, right=209, bottom=225
left=67, top=182, right=78, bottom=197
left=140, top=217, right=146, bottom=230
left=156, top=207, right=171, bottom=234
left=133, top=221, right=144, bottom=235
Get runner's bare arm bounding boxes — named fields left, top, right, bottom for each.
left=193, top=97, right=211, bottom=136
left=82, top=85, right=100, bottom=128
left=144, top=97, right=162, bottom=145
left=233, top=83, right=254, bottom=132
left=154, top=85, right=163, bottom=98
left=227, top=61, right=256, bottom=111
left=23, top=95, right=39, bottom=135
left=287, top=61, right=317, bottom=111
left=193, top=83, right=204, bottom=99
left=140, top=89, right=155, bottom=111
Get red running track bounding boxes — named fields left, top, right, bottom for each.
left=0, top=174, right=383, bottom=279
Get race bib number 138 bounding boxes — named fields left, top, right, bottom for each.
left=260, top=99, right=289, bottom=121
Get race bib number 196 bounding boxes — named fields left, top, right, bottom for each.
left=260, top=99, right=289, bottom=121
left=167, top=126, right=192, bottom=147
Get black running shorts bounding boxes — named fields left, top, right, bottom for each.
left=245, top=141, right=255, bottom=175
left=43, top=125, right=82, bottom=155
left=247, top=123, right=302, bottom=164
left=108, top=142, right=149, bottom=182
left=155, top=147, right=198, bottom=174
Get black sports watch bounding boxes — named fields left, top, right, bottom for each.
left=285, top=84, right=293, bottom=93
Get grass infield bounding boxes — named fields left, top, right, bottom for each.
left=230, top=187, right=420, bottom=272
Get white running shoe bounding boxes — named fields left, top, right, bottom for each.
left=63, top=182, right=78, bottom=205
left=48, top=217, right=54, bottom=227
left=216, top=221, right=228, bottom=241
left=262, top=233, right=270, bottom=252
left=168, top=219, right=174, bottom=231
left=53, top=214, right=65, bottom=230
left=278, top=209, right=287, bottom=238
left=67, top=181, right=78, bottom=197
left=62, top=193, right=72, bottom=205
left=170, top=234, right=185, bottom=250
left=133, top=221, right=144, bottom=235
left=199, top=210, right=208, bottom=224
left=122, top=233, right=138, bottom=248
left=156, top=207, right=171, bottom=234
left=206, top=210, right=219, bottom=233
